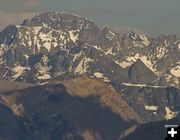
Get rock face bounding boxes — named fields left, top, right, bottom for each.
left=127, top=59, right=157, bottom=84
left=0, top=11, right=180, bottom=140
left=116, top=84, right=180, bottom=123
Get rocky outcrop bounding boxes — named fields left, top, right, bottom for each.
left=128, top=59, right=157, bottom=84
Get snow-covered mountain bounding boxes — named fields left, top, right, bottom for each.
left=0, top=12, right=180, bottom=88
left=0, top=12, right=180, bottom=139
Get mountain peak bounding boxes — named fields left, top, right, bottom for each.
left=21, top=11, right=98, bottom=31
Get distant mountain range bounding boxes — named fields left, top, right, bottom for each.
left=0, top=11, right=180, bottom=140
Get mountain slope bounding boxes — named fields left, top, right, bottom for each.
left=0, top=76, right=141, bottom=140
left=116, top=84, right=180, bottom=123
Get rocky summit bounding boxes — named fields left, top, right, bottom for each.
left=0, top=12, right=180, bottom=140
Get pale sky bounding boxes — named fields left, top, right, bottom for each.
left=0, top=0, right=180, bottom=37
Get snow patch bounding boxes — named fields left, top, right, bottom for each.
left=37, top=74, right=51, bottom=80
left=34, top=55, right=50, bottom=75
left=32, top=26, right=42, bottom=34
left=165, top=74, right=173, bottom=82
left=178, top=43, right=180, bottom=49
left=37, top=30, right=66, bottom=51
left=12, top=66, right=29, bottom=80
left=119, top=54, right=156, bottom=72
left=92, top=45, right=102, bottom=51
left=156, top=47, right=166, bottom=58
left=24, top=55, right=29, bottom=60
left=94, top=72, right=110, bottom=82
left=170, top=65, right=180, bottom=77
left=122, top=83, right=146, bottom=87
left=38, top=31, right=52, bottom=51
left=0, top=44, right=8, bottom=55
left=116, top=61, right=132, bottom=69
left=165, top=107, right=178, bottom=120
left=73, top=51, right=83, bottom=62
left=105, top=30, right=115, bottom=40
left=42, top=22, right=48, bottom=28
left=69, top=30, right=79, bottom=43
left=0, top=59, right=3, bottom=65
left=94, top=72, right=104, bottom=78
left=75, top=57, right=93, bottom=74
left=139, top=34, right=150, bottom=46
left=39, top=82, right=49, bottom=85
left=145, top=105, right=158, bottom=111
left=105, top=47, right=116, bottom=55
left=121, top=83, right=167, bottom=88
left=15, top=25, right=21, bottom=28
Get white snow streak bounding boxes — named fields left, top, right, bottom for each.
left=145, top=105, right=158, bottom=111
